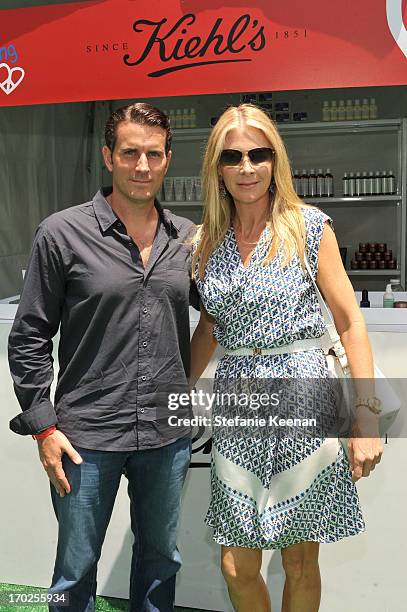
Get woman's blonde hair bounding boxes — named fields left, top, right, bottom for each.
left=193, top=103, right=309, bottom=278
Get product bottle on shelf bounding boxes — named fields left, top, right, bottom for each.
left=325, top=169, right=334, bottom=197
left=383, top=283, right=395, bottom=308
left=330, top=101, right=338, bottom=121
left=369, top=98, right=378, bottom=119
left=169, top=109, right=175, bottom=127
left=189, top=108, right=197, bottom=128
left=317, top=169, right=324, bottom=198
left=338, top=100, right=346, bottom=121
left=348, top=172, right=355, bottom=197
left=292, top=169, right=300, bottom=194
left=361, top=98, right=370, bottom=120
left=367, top=171, right=374, bottom=195
left=361, top=171, right=368, bottom=196
left=308, top=169, right=317, bottom=197
left=355, top=172, right=362, bottom=196
left=360, top=289, right=370, bottom=308
left=388, top=170, right=396, bottom=195
left=353, top=99, right=361, bottom=120
left=345, top=99, right=353, bottom=120
left=175, top=109, right=183, bottom=128
left=300, top=169, right=308, bottom=198
left=381, top=171, right=389, bottom=195
left=374, top=171, right=381, bottom=195
left=342, top=172, right=349, bottom=196
left=182, top=108, right=190, bottom=128
left=322, top=101, right=331, bottom=121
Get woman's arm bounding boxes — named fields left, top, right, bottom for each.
left=316, top=223, right=383, bottom=480
left=190, top=305, right=218, bottom=388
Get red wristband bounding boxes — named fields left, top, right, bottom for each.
left=32, top=425, right=57, bottom=440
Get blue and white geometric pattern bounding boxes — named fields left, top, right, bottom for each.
left=195, top=206, right=365, bottom=549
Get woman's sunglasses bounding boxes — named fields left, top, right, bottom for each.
left=219, top=147, right=274, bottom=166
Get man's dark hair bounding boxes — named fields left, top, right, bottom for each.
left=104, top=102, right=172, bottom=154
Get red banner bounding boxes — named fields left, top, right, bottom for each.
left=0, top=0, right=406, bottom=106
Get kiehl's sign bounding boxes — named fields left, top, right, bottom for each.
left=123, top=13, right=266, bottom=77
left=1, top=0, right=406, bottom=107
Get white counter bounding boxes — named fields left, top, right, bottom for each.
left=0, top=303, right=406, bottom=611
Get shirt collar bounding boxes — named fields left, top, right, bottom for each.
left=93, top=187, right=179, bottom=235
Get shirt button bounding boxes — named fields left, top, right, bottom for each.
left=139, top=407, right=145, bottom=413
left=141, top=375, right=147, bottom=381
left=142, top=341, right=147, bottom=348
left=143, top=308, right=148, bottom=314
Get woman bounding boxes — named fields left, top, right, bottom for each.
left=190, top=104, right=383, bottom=612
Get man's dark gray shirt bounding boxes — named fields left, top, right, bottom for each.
left=8, top=188, right=198, bottom=450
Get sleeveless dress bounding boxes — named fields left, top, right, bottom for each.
left=194, top=207, right=365, bottom=549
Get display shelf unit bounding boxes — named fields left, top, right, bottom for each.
left=281, top=119, right=406, bottom=289
left=168, top=119, right=407, bottom=289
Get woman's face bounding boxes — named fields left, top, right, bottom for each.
left=219, top=125, right=274, bottom=207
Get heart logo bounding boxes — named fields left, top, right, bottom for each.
left=0, top=62, right=25, bottom=95
left=387, top=0, right=407, bottom=58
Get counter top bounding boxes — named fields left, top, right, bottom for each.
left=355, top=291, right=407, bottom=331
left=2, top=300, right=407, bottom=332
left=0, top=304, right=18, bottom=322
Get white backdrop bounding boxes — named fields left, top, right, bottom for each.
left=1, top=305, right=406, bottom=611
left=0, top=101, right=111, bottom=299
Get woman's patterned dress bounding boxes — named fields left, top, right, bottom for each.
left=194, top=207, right=365, bottom=549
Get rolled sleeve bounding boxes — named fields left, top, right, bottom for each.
left=9, top=399, right=57, bottom=435
left=8, top=225, right=65, bottom=435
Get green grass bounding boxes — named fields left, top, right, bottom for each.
left=0, top=583, right=204, bottom=611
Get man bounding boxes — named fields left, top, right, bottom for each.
left=8, top=103, right=197, bottom=612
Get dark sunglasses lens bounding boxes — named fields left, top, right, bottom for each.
left=220, top=149, right=242, bottom=165
left=249, top=148, right=274, bottom=163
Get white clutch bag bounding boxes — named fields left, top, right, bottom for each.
left=304, top=256, right=400, bottom=442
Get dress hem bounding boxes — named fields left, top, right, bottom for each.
left=204, top=523, right=366, bottom=550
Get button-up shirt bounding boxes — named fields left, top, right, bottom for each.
left=8, top=188, right=198, bottom=450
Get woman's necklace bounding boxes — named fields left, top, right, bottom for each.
left=233, top=200, right=272, bottom=248
left=234, top=223, right=267, bottom=245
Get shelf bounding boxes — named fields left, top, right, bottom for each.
left=280, top=119, right=402, bottom=136
left=304, top=196, right=400, bottom=205
left=163, top=197, right=400, bottom=207
left=171, top=120, right=403, bottom=141
left=347, top=270, right=400, bottom=277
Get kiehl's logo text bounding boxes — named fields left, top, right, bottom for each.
left=123, top=13, right=266, bottom=77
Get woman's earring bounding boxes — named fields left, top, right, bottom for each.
left=219, top=178, right=228, bottom=199
left=269, top=180, right=275, bottom=194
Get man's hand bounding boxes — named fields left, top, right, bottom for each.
left=37, top=430, right=82, bottom=496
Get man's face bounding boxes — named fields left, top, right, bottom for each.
left=102, top=121, right=171, bottom=205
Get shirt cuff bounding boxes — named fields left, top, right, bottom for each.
left=9, top=400, right=58, bottom=436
